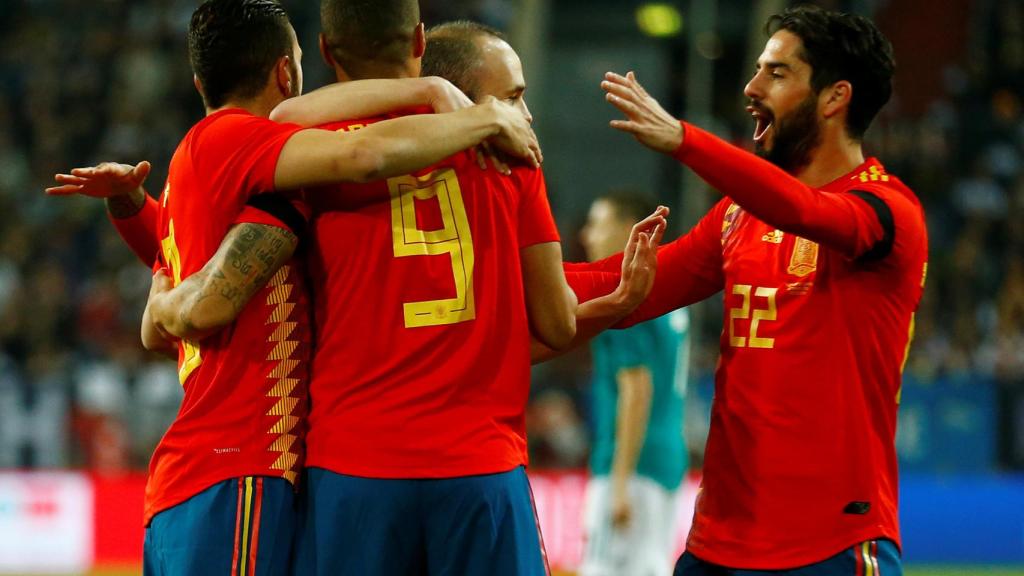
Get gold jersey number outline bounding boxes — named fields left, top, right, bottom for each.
left=388, top=168, right=476, bottom=328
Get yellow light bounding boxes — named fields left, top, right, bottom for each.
left=636, top=3, right=683, bottom=38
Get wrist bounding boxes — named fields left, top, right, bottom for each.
left=106, top=188, right=146, bottom=219
left=474, top=100, right=504, bottom=138
left=670, top=120, right=687, bottom=158
left=609, top=283, right=639, bottom=314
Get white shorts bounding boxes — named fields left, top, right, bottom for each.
left=579, top=475, right=678, bottom=576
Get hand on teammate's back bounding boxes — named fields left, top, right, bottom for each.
left=478, top=96, right=543, bottom=168
left=602, top=71, right=684, bottom=155
left=615, top=205, right=669, bottom=309
left=45, top=161, right=152, bottom=198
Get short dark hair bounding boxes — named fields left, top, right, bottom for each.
left=320, top=0, right=419, bottom=79
left=188, top=0, right=293, bottom=109
left=767, top=5, right=895, bottom=140
left=598, top=191, right=658, bottom=224
left=422, top=21, right=506, bottom=100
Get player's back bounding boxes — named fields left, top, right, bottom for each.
left=306, top=115, right=559, bottom=479
left=147, top=109, right=310, bottom=524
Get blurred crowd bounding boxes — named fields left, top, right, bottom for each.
left=0, top=0, right=1021, bottom=472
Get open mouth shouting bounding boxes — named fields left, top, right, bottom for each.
left=747, top=104, right=774, bottom=144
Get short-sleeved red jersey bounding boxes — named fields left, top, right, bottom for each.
left=567, top=127, right=927, bottom=568
left=305, top=115, right=560, bottom=478
left=146, top=109, right=311, bottom=524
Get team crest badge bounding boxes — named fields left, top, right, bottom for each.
left=721, top=203, right=741, bottom=244
left=787, top=237, right=818, bottom=277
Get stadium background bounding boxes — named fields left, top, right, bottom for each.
left=0, top=0, right=1022, bottom=574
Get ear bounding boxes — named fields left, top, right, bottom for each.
left=275, top=55, right=293, bottom=97
left=319, top=33, right=335, bottom=68
left=412, top=22, right=426, bottom=59
left=193, top=74, right=204, bottom=97
left=821, top=80, right=852, bottom=120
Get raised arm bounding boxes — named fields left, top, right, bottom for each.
left=602, top=71, right=887, bottom=259
left=530, top=208, right=667, bottom=364
left=144, top=220, right=297, bottom=343
left=269, top=76, right=472, bottom=127
left=274, top=98, right=541, bottom=190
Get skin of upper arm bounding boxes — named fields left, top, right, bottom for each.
left=154, top=222, right=299, bottom=339
left=520, top=241, right=577, bottom=350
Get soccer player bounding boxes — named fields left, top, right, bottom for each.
left=578, top=192, right=689, bottom=576
left=267, top=11, right=661, bottom=575
left=573, top=6, right=927, bottom=575
left=47, top=1, right=543, bottom=574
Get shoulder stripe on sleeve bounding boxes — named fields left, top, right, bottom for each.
left=246, top=193, right=307, bottom=238
left=848, top=190, right=894, bottom=261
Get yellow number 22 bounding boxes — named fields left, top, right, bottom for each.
left=388, top=168, right=476, bottom=328
left=728, top=284, right=778, bottom=349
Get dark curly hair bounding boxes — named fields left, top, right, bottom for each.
left=767, top=5, right=895, bottom=140
left=188, top=0, right=293, bottom=109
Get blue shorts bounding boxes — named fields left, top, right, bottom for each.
left=295, top=466, right=549, bottom=576
left=675, top=539, right=902, bottom=576
left=144, top=476, right=297, bottom=576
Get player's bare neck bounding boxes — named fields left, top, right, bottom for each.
left=206, top=92, right=280, bottom=119
left=336, top=62, right=415, bottom=83
left=795, top=135, right=865, bottom=188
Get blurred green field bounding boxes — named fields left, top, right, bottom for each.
left=69, top=566, right=1024, bottom=576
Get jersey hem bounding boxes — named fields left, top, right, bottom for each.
left=143, top=468, right=297, bottom=527
left=685, top=527, right=901, bottom=570
left=305, top=458, right=527, bottom=479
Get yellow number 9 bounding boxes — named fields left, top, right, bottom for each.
left=388, top=168, right=476, bottom=328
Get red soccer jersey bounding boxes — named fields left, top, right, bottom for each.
left=305, top=115, right=560, bottom=478
left=145, top=109, right=312, bottom=524
left=569, top=126, right=927, bottom=568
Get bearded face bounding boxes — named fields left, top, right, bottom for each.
left=751, top=91, right=822, bottom=174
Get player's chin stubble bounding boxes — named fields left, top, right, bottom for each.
left=754, top=94, right=822, bottom=174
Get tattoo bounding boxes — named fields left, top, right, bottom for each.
left=178, top=223, right=299, bottom=333
left=106, top=189, right=147, bottom=219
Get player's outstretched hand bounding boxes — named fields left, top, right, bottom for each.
left=46, top=161, right=151, bottom=198
left=602, top=71, right=683, bottom=154
left=616, top=205, right=669, bottom=309
left=480, top=96, right=543, bottom=169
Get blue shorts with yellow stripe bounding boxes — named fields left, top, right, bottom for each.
left=675, top=539, right=901, bottom=576
left=143, top=476, right=296, bottom=576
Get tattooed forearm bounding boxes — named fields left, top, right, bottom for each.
left=151, top=222, right=299, bottom=339
left=105, top=188, right=147, bottom=218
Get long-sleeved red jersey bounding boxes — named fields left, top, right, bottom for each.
left=568, top=123, right=927, bottom=568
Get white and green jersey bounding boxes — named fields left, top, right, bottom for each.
left=588, top=309, right=689, bottom=490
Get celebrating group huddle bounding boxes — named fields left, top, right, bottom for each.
left=47, top=1, right=927, bottom=575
